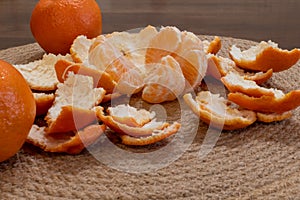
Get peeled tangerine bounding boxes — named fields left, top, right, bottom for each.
left=88, top=34, right=144, bottom=95
left=229, top=40, right=300, bottom=72
left=94, top=105, right=181, bottom=146
left=183, top=91, right=257, bottom=130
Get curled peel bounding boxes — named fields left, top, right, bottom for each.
left=14, top=53, right=73, bottom=91
left=228, top=90, right=300, bottom=114
left=203, top=36, right=222, bottom=54
left=70, top=35, right=95, bottom=63
left=207, top=54, right=273, bottom=84
left=229, top=40, right=300, bottom=72
left=33, top=93, right=55, bottom=116
left=107, top=104, right=155, bottom=127
left=45, top=73, right=105, bottom=134
left=120, top=122, right=181, bottom=146
left=256, top=111, right=293, bottom=123
left=221, top=72, right=278, bottom=97
left=27, top=124, right=106, bottom=154
left=183, top=92, right=257, bottom=130
left=55, top=59, right=116, bottom=94
left=95, top=106, right=169, bottom=137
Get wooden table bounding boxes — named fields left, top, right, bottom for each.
left=0, top=0, right=299, bottom=50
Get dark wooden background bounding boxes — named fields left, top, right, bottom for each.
left=0, top=0, right=299, bottom=50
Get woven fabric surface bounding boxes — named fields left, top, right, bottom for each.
left=0, top=36, right=299, bottom=200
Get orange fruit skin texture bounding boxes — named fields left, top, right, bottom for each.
left=0, top=60, right=36, bottom=162
left=30, top=0, right=102, bottom=55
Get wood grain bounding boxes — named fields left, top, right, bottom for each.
left=0, top=0, right=299, bottom=50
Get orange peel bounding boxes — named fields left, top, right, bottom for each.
left=70, top=35, right=95, bottom=63
left=55, top=59, right=117, bottom=94
left=221, top=72, right=277, bottom=97
left=106, top=104, right=155, bottom=127
left=183, top=92, right=257, bottom=130
left=13, top=53, right=73, bottom=91
left=203, top=36, right=222, bottom=54
left=229, top=40, right=300, bottom=72
left=228, top=90, right=300, bottom=114
left=34, top=93, right=55, bottom=116
left=256, top=111, right=293, bottom=123
left=45, top=73, right=105, bottom=134
left=95, top=106, right=174, bottom=138
left=207, top=54, right=273, bottom=84
left=120, top=122, right=181, bottom=146
left=26, top=124, right=106, bottom=154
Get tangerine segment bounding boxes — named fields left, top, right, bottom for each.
left=256, top=111, right=292, bottom=123
left=142, top=55, right=185, bottom=103
left=70, top=35, right=95, bottom=63
left=107, top=104, right=155, bottom=127
left=55, top=59, right=116, bottom=93
left=173, top=49, right=207, bottom=89
left=172, top=31, right=207, bottom=89
left=203, top=36, right=222, bottom=54
left=229, top=40, right=300, bottom=72
left=228, top=90, right=300, bottom=113
left=14, top=53, right=73, bottom=91
left=89, top=35, right=138, bottom=82
left=175, top=31, right=204, bottom=54
left=115, top=67, right=145, bottom=95
left=183, top=92, right=257, bottom=130
left=120, top=122, right=181, bottom=146
left=34, top=93, right=55, bottom=116
left=221, top=72, right=278, bottom=97
left=145, top=26, right=182, bottom=64
left=207, top=54, right=273, bottom=84
left=94, top=107, right=169, bottom=137
left=27, top=124, right=106, bottom=154
left=145, top=27, right=207, bottom=90
left=45, top=73, right=106, bottom=133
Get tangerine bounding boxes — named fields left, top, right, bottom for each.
left=0, top=60, right=36, bottom=162
left=30, top=0, right=102, bottom=55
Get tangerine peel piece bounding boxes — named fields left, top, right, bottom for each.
left=229, top=40, right=300, bottom=72
left=27, top=124, right=106, bottom=154
left=184, top=92, right=257, bottom=130
left=120, top=122, right=181, bottom=146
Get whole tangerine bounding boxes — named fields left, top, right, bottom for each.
left=0, top=60, right=36, bottom=162
left=30, top=0, right=102, bottom=55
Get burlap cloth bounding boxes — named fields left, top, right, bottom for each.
left=0, top=36, right=299, bottom=200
